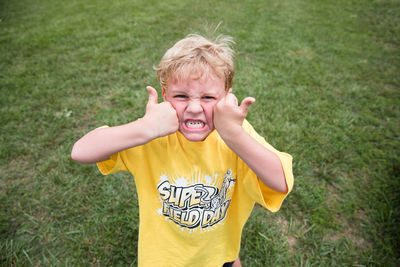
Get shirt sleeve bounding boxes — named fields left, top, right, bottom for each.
left=241, top=120, right=294, bottom=212
left=96, top=151, right=129, bottom=175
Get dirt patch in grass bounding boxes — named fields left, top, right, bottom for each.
left=276, top=216, right=298, bottom=253
left=325, top=183, right=373, bottom=250
left=325, top=229, right=372, bottom=250
left=288, top=48, right=314, bottom=60
left=287, top=236, right=297, bottom=253
left=327, top=208, right=372, bottom=250
left=0, top=156, right=35, bottom=188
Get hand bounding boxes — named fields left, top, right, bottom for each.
left=142, top=86, right=179, bottom=138
left=213, top=89, right=255, bottom=139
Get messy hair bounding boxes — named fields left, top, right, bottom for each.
left=155, top=34, right=235, bottom=90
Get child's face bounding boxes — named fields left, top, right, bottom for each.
left=162, top=75, right=226, bottom=141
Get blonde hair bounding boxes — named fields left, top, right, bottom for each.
left=155, top=34, right=235, bottom=90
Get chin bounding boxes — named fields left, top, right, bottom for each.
left=180, top=131, right=210, bottom=142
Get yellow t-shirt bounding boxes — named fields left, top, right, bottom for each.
left=97, top=120, right=293, bottom=267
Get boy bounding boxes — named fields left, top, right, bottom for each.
left=71, top=34, right=293, bottom=267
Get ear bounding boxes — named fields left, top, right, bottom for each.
left=162, top=87, right=167, bottom=101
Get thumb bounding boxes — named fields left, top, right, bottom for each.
left=146, top=86, right=158, bottom=106
left=239, top=97, right=256, bottom=114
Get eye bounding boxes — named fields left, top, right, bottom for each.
left=202, top=96, right=216, bottom=100
left=174, top=94, right=188, bottom=99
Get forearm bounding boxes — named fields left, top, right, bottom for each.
left=221, top=127, right=288, bottom=193
left=71, top=119, right=154, bottom=164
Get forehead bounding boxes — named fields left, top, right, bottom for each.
left=167, top=74, right=225, bottom=94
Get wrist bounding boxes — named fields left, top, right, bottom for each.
left=133, top=117, right=159, bottom=142
left=217, top=124, right=245, bottom=144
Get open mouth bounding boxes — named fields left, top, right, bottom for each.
left=184, top=120, right=205, bottom=129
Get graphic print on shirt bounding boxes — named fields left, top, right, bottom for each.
left=157, top=169, right=236, bottom=231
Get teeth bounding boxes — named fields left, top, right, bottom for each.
left=186, top=121, right=204, bottom=128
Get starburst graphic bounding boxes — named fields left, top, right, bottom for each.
left=204, top=174, right=213, bottom=185
left=160, top=174, right=168, bottom=182
left=175, top=176, right=188, bottom=187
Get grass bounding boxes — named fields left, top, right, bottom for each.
left=1, top=0, right=399, bottom=266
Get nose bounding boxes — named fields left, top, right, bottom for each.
left=186, top=100, right=203, bottom=113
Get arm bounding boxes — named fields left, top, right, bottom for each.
left=71, top=86, right=179, bottom=164
left=213, top=89, right=288, bottom=193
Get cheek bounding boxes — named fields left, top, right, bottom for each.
left=170, top=102, right=185, bottom=118
left=203, top=103, right=216, bottom=122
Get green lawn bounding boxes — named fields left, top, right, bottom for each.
left=1, top=0, right=399, bottom=266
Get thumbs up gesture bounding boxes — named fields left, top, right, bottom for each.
left=142, top=86, right=179, bottom=139
left=213, top=89, right=255, bottom=140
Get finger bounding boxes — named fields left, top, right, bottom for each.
left=146, top=86, right=158, bottom=105
left=239, top=97, right=256, bottom=114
